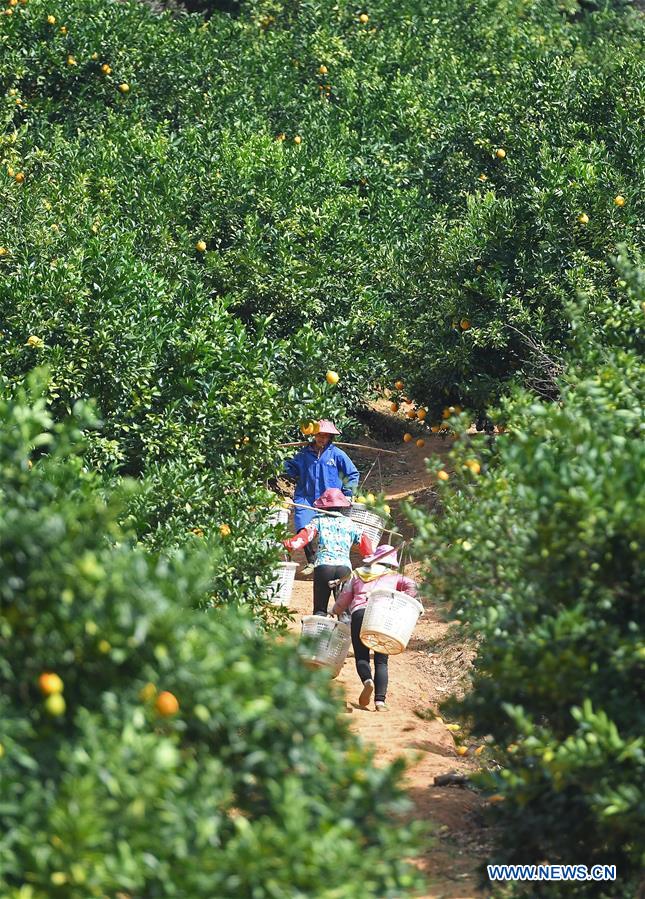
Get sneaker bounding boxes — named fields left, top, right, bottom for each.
left=358, top=679, right=374, bottom=708
left=300, top=563, right=315, bottom=576
left=375, top=701, right=388, bottom=712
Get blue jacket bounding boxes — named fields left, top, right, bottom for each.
left=284, top=443, right=360, bottom=530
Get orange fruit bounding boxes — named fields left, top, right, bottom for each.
left=325, top=370, right=339, bottom=385
left=14, top=172, right=25, bottom=184
left=431, top=425, right=440, bottom=433
left=437, top=470, right=449, bottom=481
left=474, top=745, right=485, bottom=756
left=319, top=64, right=328, bottom=75
left=276, top=132, right=286, bottom=141
left=47, top=14, right=56, bottom=24
left=417, top=409, right=427, bottom=421
left=38, top=672, right=64, bottom=696
left=67, top=56, right=77, bottom=66
left=416, top=438, right=425, bottom=448
left=406, top=409, right=417, bottom=419
left=390, top=402, right=399, bottom=413
left=460, top=319, right=471, bottom=330
left=465, top=459, right=481, bottom=475
left=0, top=248, right=7, bottom=257
left=301, top=421, right=315, bottom=435
left=488, top=793, right=505, bottom=803
left=359, top=12, right=369, bottom=23
left=101, top=63, right=112, bottom=74
left=495, top=148, right=506, bottom=159
left=98, top=639, right=111, bottom=654
left=577, top=213, right=589, bottom=225
left=455, top=746, right=468, bottom=756
left=155, top=691, right=179, bottom=717
left=118, top=83, right=130, bottom=93
left=195, top=240, right=207, bottom=252
left=403, top=433, right=413, bottom=443
left=293, top=135, right=302, bottom=145
left=44, top=693, right=66, bottom=716
left=614, top=195, right=625, bottom=207
left=394, top=379, right=404, bottom=390
left=219, top=523, right=231, bottom=537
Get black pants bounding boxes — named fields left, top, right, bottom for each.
left=351, top=608, right=388, bottom=702
left=313, top=564, right=350, bottom=616
left=304, top=542, right=316, bottom=565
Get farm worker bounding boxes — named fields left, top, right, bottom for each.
left=284, top=420, right=360, bottom=575
left=331, top=544, right=418, bottom=712
left=283, top=488, right=373, bottom=616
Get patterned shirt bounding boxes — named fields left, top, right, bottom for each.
left=288, top=513, right=364, bottom=567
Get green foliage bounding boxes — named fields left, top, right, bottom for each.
left=0, top=381, right=422, bottom=898
left=1, top=0, right=643, bottom=430
left=410, top=259, right=644, bottom=896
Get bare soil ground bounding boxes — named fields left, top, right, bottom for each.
left=283, top=402, right=494, bottom=898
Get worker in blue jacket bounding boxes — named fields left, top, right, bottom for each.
left=284, top=420, right=360, bottom=575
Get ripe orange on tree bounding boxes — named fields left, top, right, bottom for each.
left=119, top=83, right=130, bottom=94
left=460, top=319, right=471, bottom=330
left=219, top=523, right=231, bottom=537
left=578, top=213, right=589, bottom=225
left=359, top=13, right=369, bottom=23
left=416, top=438, right=425, bottom=448
left=326, top=370, right=339, bottom=385
left=155, top=691, right=179, bottom=717
left=614, top=195, right=626, bottom=207
left=495, top=148, right=506, bottom=159
left=195, top=240, right=207, bottom=252
left=417, top=409, right=427, bottom=421
left=394, top=379, right=404, bottom=390
left=437, top=469, right=449, bottom=481
left=14, top=172, right=25, bottom=184
left=390, top=402, right=399, bottom=413
left=38, top=672, right=64, bottom=696
left=403, top=432, right=413, bottom=443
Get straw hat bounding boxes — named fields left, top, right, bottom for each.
left=314, top=488, right=351, bottom=509
left=363, top=544, right=399, bottom=567
left=317, top=419, right=340, bottom=435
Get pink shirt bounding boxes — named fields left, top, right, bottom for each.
left=332, top=568, right=418, bottom=616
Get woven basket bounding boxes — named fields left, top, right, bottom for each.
left=266, top=561, right=298, bottom=606
left=349, top=503, right=386, bottom=550
left=299, top=616, right=351, bottom=678
left=360, top=589, right=424, bottom=654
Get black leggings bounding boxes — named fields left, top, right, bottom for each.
left=351, top=607, right=388, bottom=702
left=313, top=564, right=350, bottom=615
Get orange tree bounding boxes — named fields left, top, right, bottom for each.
left=409, top=255, right=644, bottom=896
left=0, top=376, right=422, bottom=898
left=2, top=0, right=643, bottom=434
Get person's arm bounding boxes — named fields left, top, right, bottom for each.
left=283, top=520, right=318, bottom=552
left=396, top=575, right=418, bottom=598
left=334, top=448, right=360, bottom=496
left=283, top=451, right=302, bottom=482
left=355, top=527, right=375, bottom=558
left=331, top=576, right=354, bottom=616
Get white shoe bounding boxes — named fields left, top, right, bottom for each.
left=375, top=701, right=388, bottom=712
left=300, top=563, right=315, bottom=576
left=359, top=679, right=374, bottom=708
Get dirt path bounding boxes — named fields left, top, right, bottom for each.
left=284, top=407, right=492, bottom=898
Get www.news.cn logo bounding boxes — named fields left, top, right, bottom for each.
left=487, top=864, right=617, bottom=882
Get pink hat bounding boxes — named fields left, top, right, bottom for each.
left=363, top=543, right=399, bottom=567
left=317, top=419, right=340, bottom=435
left=314, top=488, right=351, bottom=509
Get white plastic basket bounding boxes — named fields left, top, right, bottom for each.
left=350, top=504, right=386, bottom=550
left=299, top=616, right=351, bottom=678
left=266, top=561, right=298, bottom=606
left=360, top=589, right=424, bottom=655
left=267, top=507, right=290, bottom=528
